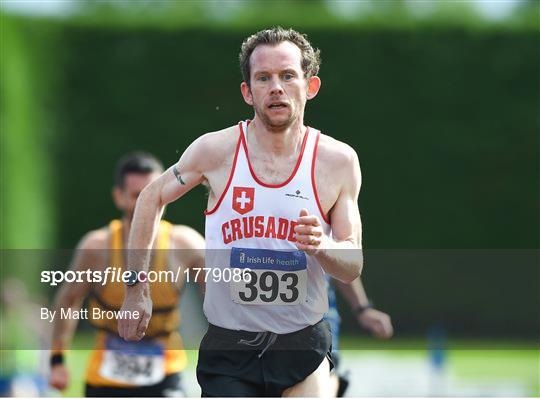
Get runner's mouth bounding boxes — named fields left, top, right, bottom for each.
left=268, top=102, right=288, bottom=109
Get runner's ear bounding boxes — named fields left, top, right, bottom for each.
left=306, top=76, right=321, bottom=100
left=240, top=82, right=254, bottom=106
left=112, top=186, right=124, bottom=211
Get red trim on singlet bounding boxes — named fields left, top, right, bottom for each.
left=204, top=123, right=243, bottom=215
left=311, top=131, right=331, bottom=225
left=241, top=120, right=310, bottom=189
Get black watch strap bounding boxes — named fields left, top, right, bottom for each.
left=125, top=270, right=139, bottom=286
left=50, top=353, right=64, bottom=366
left=353, top=302, right=373, bottom=316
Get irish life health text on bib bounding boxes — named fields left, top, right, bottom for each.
left=229, top=247, right=307, bottom=305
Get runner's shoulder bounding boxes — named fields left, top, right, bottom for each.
left=316, top=132, right=360, bottom=174
left=192, top=125, right=240, bottom=164
left=77, top=227, right=109, bottom=251
left=71, top=227, right=109, bottom=270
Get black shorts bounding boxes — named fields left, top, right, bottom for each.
left=85, top=372, right=184, bottom=397
left=331, top=350, right=341, bottom=371
left=197, top=319, right=333, bottom=397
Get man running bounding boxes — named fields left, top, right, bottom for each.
left=119, top=27, right=363, bottom=397
left=49, top=152, right=205, bottom=396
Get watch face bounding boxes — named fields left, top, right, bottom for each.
left=125, top=270, right=138, bottom=286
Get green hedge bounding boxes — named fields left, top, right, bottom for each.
left=2, top=17, right=538, bottom=336
left=51, top=27, right=538, bottom=250
left=0, top=15, right=60, bottom=250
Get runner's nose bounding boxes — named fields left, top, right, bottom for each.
left=269, top=76, right=284, bottom=95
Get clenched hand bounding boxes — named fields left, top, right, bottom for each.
left=118, top=285, right=152, bottom=341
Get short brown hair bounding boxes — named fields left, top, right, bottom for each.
left=239, top=27, right=321, bottom=86
left=114, top=151, right=163, bottom=188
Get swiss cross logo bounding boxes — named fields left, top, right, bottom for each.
left=232, top=187, right=254, bottom=215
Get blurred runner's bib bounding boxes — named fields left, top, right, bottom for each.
left=85, top=220, right=187, bottom=387
left=99, top=336, right=165, bottom=386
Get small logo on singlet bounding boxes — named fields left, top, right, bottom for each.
left=285, top=189, right=309, bottom=200
left=233, top=187, right=255, bottom=215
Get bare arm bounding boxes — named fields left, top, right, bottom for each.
left=334, top=277, right=393, bottom=339
left=128, top=140, right=207, bottom=252
left=330, top=205, right=393, bottom=338
left=331, top=223, right=368, bottom=310
left=51, top=232, right=103, bottom=350
left=333, top=277, right=369, bottom=310
left=120, top=133, right=219, bottom=341
left=295, top=146, right=363, bottom=282
left=49, top=231, right=104, bottom=389
left=333, top=214, right=392, bottom=340
left=125, top=137, right=209, bottom=288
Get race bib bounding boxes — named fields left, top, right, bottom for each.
left=99, top=335, right=165, bottom=386
left=229, top=247, right=307, bottom=305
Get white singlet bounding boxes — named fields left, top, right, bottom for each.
left=204, top=120, right=331, bottom=334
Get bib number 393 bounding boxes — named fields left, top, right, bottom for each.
left=229, top=247, right=307, bottom=306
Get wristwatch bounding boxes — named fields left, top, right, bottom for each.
left=353, top=302, right=373, bottom=316
left=125, top=270, right=139, bottom=287
left=50, top=352, right=64, bottom=366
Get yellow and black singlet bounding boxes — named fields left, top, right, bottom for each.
left=85, top=220, right=187, bottom=387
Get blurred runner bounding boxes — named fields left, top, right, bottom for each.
left=1, top=279, right=49, bottom=397
left=326, top=277, right=393, bottom=396
left=49, top=152, right=205, bottom=396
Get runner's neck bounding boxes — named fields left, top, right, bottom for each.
left=248, top=118, right=306, bottom=157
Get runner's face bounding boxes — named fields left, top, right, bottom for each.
left=245, top=42, right=308, bottom=131
left=113, top=172, right=160, bottom=219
